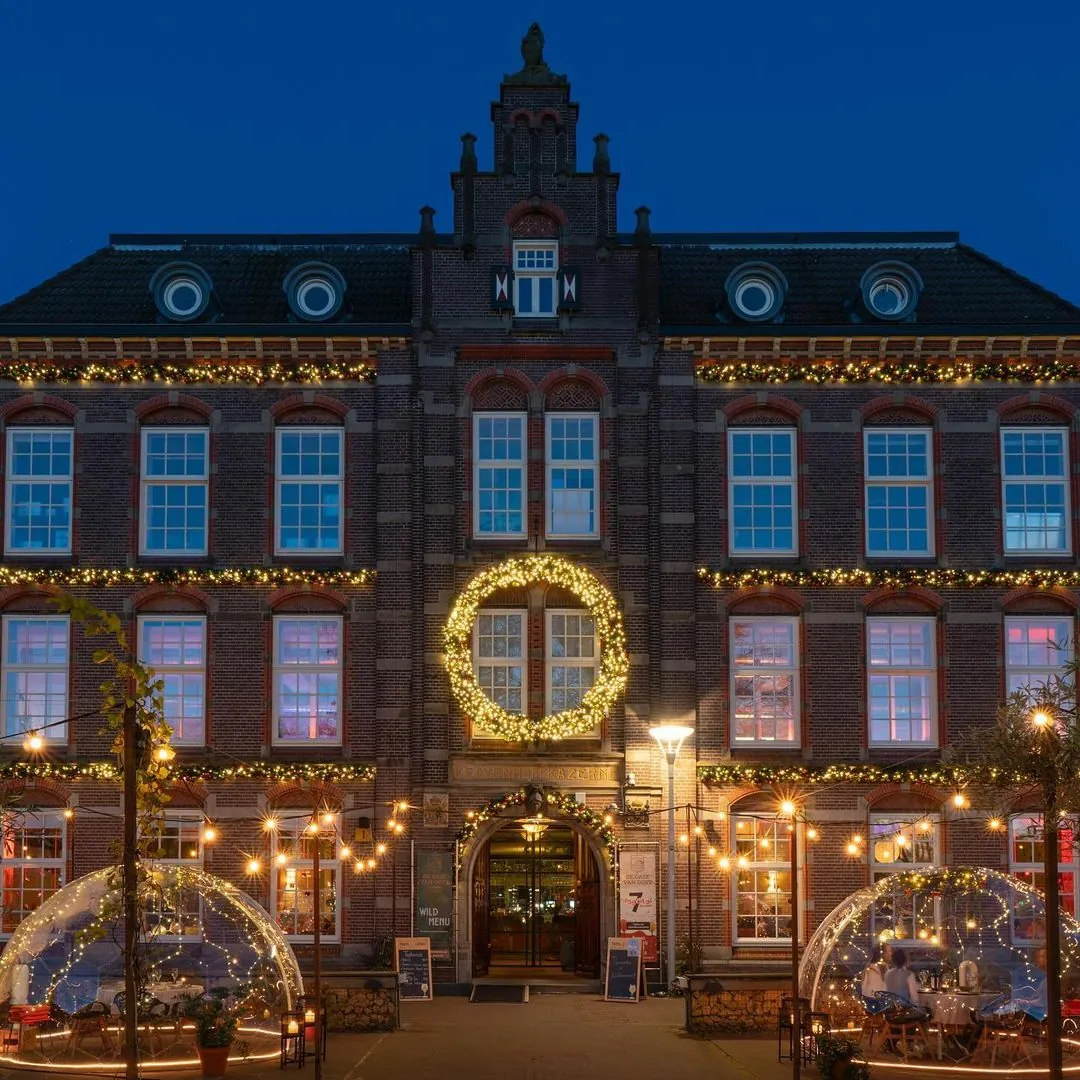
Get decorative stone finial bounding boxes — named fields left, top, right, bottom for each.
left=634, top=206, right=652, bottom=242
left=504, top=23, right=567, bottom=85
left=459, top=133, right=478, bottom=175
left=592, top=134, right=611, bottom=174
left=418, top=206, right=436, bottom=242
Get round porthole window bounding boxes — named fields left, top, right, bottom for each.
left=724, top=262, right=787, bottom=323
left=860, top=262, right=922, bottom=322
left=149, top=263, right=214, bottom=322
left=283, top=263, right=346, bottom=322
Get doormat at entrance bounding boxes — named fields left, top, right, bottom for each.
left=469, top=985, right=529, bottom=1003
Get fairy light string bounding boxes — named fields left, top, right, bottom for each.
left=699, top=565, right=1080, bottom=590
left=0, top=358, right=377, bottom=385
left=0, top=566, right=374, bottom=589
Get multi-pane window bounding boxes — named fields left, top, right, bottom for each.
left=513, top=241, right=558, bottom=317
left=732, top=816, right=794, bottom=943
left=1002, top=428, right=1071, bottom=554
left=140, top=428, right=209, bottom=555
left=867, top=618, right=937, bottom=746
left=474, top=611, right=525, bottom=718
left=547, top=611, right=597, bottom=713
left=0, top=809, right=65, bottom=935
left=1009, top=815, right=1077, bottom=941
left=273, top=617, right=342, bottom=746
left=273, top=817, right=340, bottom=941
left=547, top=414, right=598, bottom=538
left=869, top=814, right=940, bottom=940
left=864, top=429, right=933, bottom=556
left=730, top=617, right=799, bottom=746
left=5, top=427, right=73, bottom=554
left=138, top=617, right=206, bottom=745
left=144, top=813, right=202, bottom=940
left=275, top=428, right=344, bottom=554
left=1, top=617, right=69, bottom=743
left=728, top=429, right=797, bottom=555
left=474, top=413, right=526, bottom=537
left=1005, top=616, right=1072, bottom=699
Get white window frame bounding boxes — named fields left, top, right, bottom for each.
left=731, top=815, right=800, bottom=945
left=866, top=616, right=938, bottom=748
left=546, top=412, right=599, bottom=539
left=4, top=426, right=73, bottom=556
left=512, top=240, right=559, bottom=318
left=546, top=609, right=598, bottom=729
left=274, top=426, right=344, bottom=556
left=1001, top=426, right=1072, bottom=555
left=144, top=811, right=204, bottom=942
left=729, top=616, right=800, bottom=748
left=139, top=427, right=209, bottom=556
left=869, top=812, right=941, bottom=942
left=1009, top=814, right=1079, bottom=943
left=863, top=427, right=934, bottom=557
left=727, top=427, right=798, bottom=556
left=1004, top=616, right=1073, bottom=700
left=137, top=615, right=207, bottom=747
left=473, top=412, right=527, bottom=539
left=1, top=615, right=70, bottom=744
left=0, top=808, right=66, bottom=937
left=272, top=615, right=344, bottom=747
left=473, top=609, right=527, bottom=736
left=271, top=815, right=342, bottom=943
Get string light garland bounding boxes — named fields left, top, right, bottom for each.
left=0, top=565, right=375, bottom=589
left=444, top=555, right=629, bottom=742
left=699, top=565, right=1080, bottom=590
left=695, top=357, right=1080, bottom=386
left=0, top=358, right=376, bottom=386
left=698, top=763, right=976, bottom=786
left=0, top=760, right=376, bottom=783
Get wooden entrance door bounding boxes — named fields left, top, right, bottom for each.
left=471, top=839, right=490, bottom=977
left=574, top=833, right=601, bottom=977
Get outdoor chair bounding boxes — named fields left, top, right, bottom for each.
left=877, top=991, right=931, bottom=1062
left=858, top=994, right=889, bottom=1052
left=975, top=1008, right=1037, bottom=1067
left=67, top=1001, right=114, bottom=1056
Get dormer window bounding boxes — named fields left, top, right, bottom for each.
left=860, top=261, right=922, bottom=322
left=513, top=241, right=558, bottom=317
left=149, top=263, right=214, bottom=323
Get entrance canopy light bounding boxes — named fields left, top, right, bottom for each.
left=649, top=724, right=694, bottom=761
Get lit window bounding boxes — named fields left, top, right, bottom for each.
left=547, top=610, right=597, bottom=715
left=1009, top=815, right=1077, bottom=942
left=5, top=428, right=73, bottom=555
left=273, top=617, right=342, bottom=746
left=864, top=429, right=933, bottom=556
left=547, top=413, right=598, bottom=538
left=140, top=428, right=209, bottom=555
left=1002, top=428, right=1070, bottom=554
left=1005, top=616, right=1072, bottom=700
left=0, top=809, right=65, bottom=936
left=138, top=617, right=206, bottom=745
left=474, top=413, right=526, bottom=537
left=513, top=241, right=558, bottom=317
left=730, top=617, right=799, bottom=746
left=869, top=814, right=940, bottom=941
left=474, top=611, right=525, bottom=725
left=728, top=429, right=797, bottom=555
left=867, top=617, right=937, bottom=746
left=275, top=428, right=344, bottom=554
left=144, top=813, right=202, bottom=940
left=732, top=816, right=794, bottom=943
left=1, top=617, right=69, bottom=743
left=272, top=816, right=340, bottom=941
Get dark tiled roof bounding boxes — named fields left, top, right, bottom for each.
left=658, top=239, right=1080, bottom=329
left=0, top=241, right=413, bottom=327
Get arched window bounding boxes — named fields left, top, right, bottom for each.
left=729, top=795, right=798, bottom=945
left=4, top=409, right=74, bottom=557
left=1, top=804, right=67, bottom=933
left=863, top=418, right=934, bottom=558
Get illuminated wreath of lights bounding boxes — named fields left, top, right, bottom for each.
left=0, top=566, right=374, bottom=589
left=445, top=555, right=628, bottom=742
left=699, top=565, right=1080, bottom=590
left=695, top=357, right=1080, bottom=385
left=0, top=359, right=376, bottom=385
left=0, top=760, right=376, bottom=783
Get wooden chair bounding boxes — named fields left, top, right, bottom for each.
left=976, top=1009, right=1037, bottom=1067
left=66, top=1001, right=114, bottom=1056
left=858, top=996, right=888, bottom=1053
left=878, top=993, right=931, bottom=1062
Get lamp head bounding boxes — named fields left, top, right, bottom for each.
left=648, top=724, right=694, bottom=761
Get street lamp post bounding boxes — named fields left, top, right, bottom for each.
left=649, top=725, right=693, bottom=990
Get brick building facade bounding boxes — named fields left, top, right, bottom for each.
left=2, top=26, right=1080, bottom=986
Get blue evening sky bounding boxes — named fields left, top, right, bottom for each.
left=1, top=1, right=1078, bottom=308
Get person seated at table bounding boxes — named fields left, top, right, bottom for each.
left=879, top=948, right=932, bottom=1054
left=861, top=946, right=888, bottom=1000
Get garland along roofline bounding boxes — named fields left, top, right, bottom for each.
left=0, top=566, right=375, bottom=588
left=0, top=760, right=377, bottom=783
left=0, top=360, right=376, bottom=385
left=699, top=566, right=1080, bottom=589
left=697, top=763, right=1043, bottom=787
left=695, top=358, right=1080, bottom=385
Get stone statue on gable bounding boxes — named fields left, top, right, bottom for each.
left=504, top=23, right=567, bottom=85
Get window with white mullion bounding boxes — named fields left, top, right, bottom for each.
left=473, top=412, right=526, bottom=538
left=140, top=427, right=209, bottom=555
left=730, top=617, right=799, bottom=747
left=474, top=610, right=526, bottom=726
left=1, top=616, right=69, bottom=743
left=1005, top=616, right=1073, bottom=699
left=275, top=427, right=344, bottom=554
left=547, top=610, right=597, bottom=718
left=272, top=816, right=341, bottom=941
left=513, top=241, right=558, bottom=317
left=867, top=617, right=937, bottom=747
left=1009, top=814, right=1078, bottom=942
left=5, top=427, right=73, bottom=555
left=869, top=812, right=941, bottom=941
left=138, top=616, right=206, bottom=746
left=728, top=428, right=797, bottom=555
left=272, top=616, right=343, bottom=746
left=546, top=413, right=599, bottom=538
left=864, top=428, right=933, bottom=556
left=144, top=812, right=203, bottom=941
left=1002, top=427, right=1071, bottom=554
left=732, top=816, right=796, bottom=943
left=0, top=809, right=66, bottom=936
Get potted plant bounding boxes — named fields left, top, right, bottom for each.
left=184, top=991, right=243, bottom=1077
left=816, top=1033, right=871, bottom=1080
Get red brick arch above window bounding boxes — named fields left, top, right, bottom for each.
left=998, top=392, right=1075, bottom=422
left=167, top=782, right=208, bottom=808
left=268, top=585, right=348, bottom=613
left=862, top=586, right=943, bottom=613
left=135, top=393, right=213, bottom=422
left=0, top=394, right=77, bottom=423
left=265, top=781, right=345, bottom=810
left=0, top=777, right=71, bottom=807
left=724, top=393, right=802, bottom=424
left=130, top=584, right=213, bottom=614
left=0, top=584, right=64, bottom=611
left=465, top=368, right=534, bottom=411
left=725, top=586, right=805, bottom=614
left=513, top=213, right=560, bottom=240
left=538, top=367, right=609, bottom=406
left=864, top=783, right=946, bottom=811
left=861, top=394, right=939, bottom=423
left=1000, top=586, right=1080, bottom=613
left=504, top=197, right=569, bottom=229
left=270, top=394, right=349, bottom=423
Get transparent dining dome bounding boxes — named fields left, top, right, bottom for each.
left=0, top=865, right=303, bottom=1068
left=799, top=866, right=1080, bottom=1022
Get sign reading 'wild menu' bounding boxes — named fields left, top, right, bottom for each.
left=415, top=852, right=454, bottom=961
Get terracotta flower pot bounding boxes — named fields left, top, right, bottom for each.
left=196, top=1044, right=231, bottom=1077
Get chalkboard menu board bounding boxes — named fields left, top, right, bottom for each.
left=395, top=936, right=433, bottom=1001
left=604, top=936, right=642, bottom=1003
